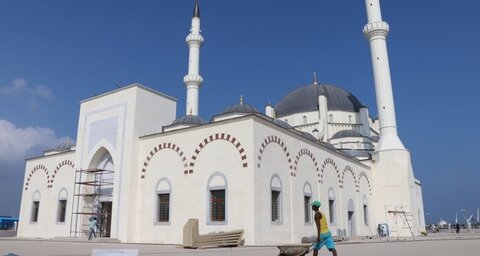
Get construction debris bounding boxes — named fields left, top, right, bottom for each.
left=183, top=219, right=244, bottom=248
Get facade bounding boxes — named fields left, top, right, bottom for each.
left=17, top=0, right=425, bottom=245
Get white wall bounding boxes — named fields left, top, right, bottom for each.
left=371, top=149, right=423, bottom=236
left=73, top=84, right=177, bottom=241
left=18, top=151, right=76, bottom=238
left=135, top=118, right=255, bottom=244
left=252, top=119, right=373, bottom=245
left=18, top=105, right=379, bottom=245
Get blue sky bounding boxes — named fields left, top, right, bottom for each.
left=0, top=0, right=479, bottom=223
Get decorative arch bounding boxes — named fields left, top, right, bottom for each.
left=340, top=165, right=357, bottom=189
left=189, top=133, right=248, bottom=174
left=58, top=187, right=68, bottom=199
left=294, top=148, right=320, bottom=177
left=141, top=142, right=188, bottom=179
left=320, top=158, right=340, bottom=184
left=303, top=182, right=313, bottom=196
left=50, top=160, right=75, bottom=185
left=357, top=171, right=372, bottom=195
left=87, top=141, right=116, bottom=169
left=257, top=135, right=293, bottom=175
left=25, top=164, right=49, bottom=190
left=155, top=177, right=172, bottom=192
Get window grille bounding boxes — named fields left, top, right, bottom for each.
left=210, top=190, right=225, bottom=221
left=57, top=200, right=67, bottom=223
left=157, top=193, right=170, bottom=222
left=271, top=190, right=281, bottom=222
left=328, top=199, right=335, bottom=224
left=363, top=204, right=368, bottom=225
left=304, top=196, right=311, bottom=223
left=32, top=201, right=40, bottom=222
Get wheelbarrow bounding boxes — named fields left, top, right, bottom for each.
left=277, top=243, right=315, bottom=256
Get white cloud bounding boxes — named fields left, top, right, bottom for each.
left=0, top=119, right=63, bottom=163
left=0, top=78, right=54, bottom=100
left=32, top=84, right=54, bottom=99
left=0, top=78, right=27, bottom=95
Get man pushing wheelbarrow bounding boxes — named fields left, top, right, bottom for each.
left=311, top=200, right=337, bottom=256
left=277, top=201, right=338, bottom=256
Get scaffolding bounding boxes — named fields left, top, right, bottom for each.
left=386, top=206, right=415, bottom=240
left=69, top=168, right=114, bottom=238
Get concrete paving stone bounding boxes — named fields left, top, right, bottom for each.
left=1, top=231, right=480, bottom=256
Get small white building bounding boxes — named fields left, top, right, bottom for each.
left=17, top=0, right=425, bottom=245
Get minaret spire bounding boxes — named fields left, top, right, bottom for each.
left=363, top=0, right=404, bottom=151
left=193, top=0, right=200, bottom=18
left=183, top=0, right=204, bottom=116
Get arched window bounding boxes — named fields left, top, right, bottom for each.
left=363, top=196, right=368, bottom=226
left=348, top=115, right=352, bottom=124
left=304, top=182, right=312, bottom=223
left=155, top=178, right=172, bottom=224
left=328, top=188, right=335, bottom=224
left=302, top=116, right=307, bottom=124
left=270, top=174, right=283, bottom=223
left=57, top=188, right=68, bottom=223
left=207, top=172, right=227, bottom=224
left=31, top=191, right=41, bottom=223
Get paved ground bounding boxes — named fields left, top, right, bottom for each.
left=1, top=231, right=480, bottom=256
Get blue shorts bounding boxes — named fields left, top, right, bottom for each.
left=314, top=231, right=335, bottom=250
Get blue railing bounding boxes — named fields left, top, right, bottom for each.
left=0, top=216, right=19, bottom=230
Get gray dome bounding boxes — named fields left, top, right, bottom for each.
left=54, top=138, right=75, bottom=152
left=172, top=115, right=207, bottom=125
left=273, top=119, right=293, bottom=129
left=301, top=132, right=317, bottom=141
left=223, top=102, right=258, bottom=114
left=331, top=130, right=364, bottom=140
left=275, top=83, right=365, bottom=118
left=344, top=149, right=372, bottom=159
left=318, top=141, right=337, bottom=151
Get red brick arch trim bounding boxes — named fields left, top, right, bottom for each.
left=320, top=158, right=340, bottom=184
left=140, top=143, right=188, bottom=179
left=340, top=165, right=357, bottom=189
left=50, top=160, right=75, bottom=186
left=257, top=135, right=293, bottom=176
left=294, top=148, right=320, bottom=178
left=188, top=133, right=248, bottom=174
left=357, top=172, right=372, bottom=195
left=25, top=164, right=49, bottom=190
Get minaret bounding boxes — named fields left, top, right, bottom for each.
left=363, top=0, right=425, bottom=237
left=183, top=0, right=204, bottom=116
left=363, top=0, right=404, bottom=151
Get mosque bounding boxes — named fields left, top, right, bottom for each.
left=17, top=0, right=425, bottom=245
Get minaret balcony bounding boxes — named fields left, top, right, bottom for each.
left=186, top=34, right=204, bottom=46
left=363, top=21, right=389, bottom=41
left=183, top=74, right=203, bottom=86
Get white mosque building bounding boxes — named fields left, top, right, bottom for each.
left=17, top=0, right=425, bottom=245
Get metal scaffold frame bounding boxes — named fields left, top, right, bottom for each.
left=386, top=206, right=415, bottom=240
left=69, top=168, right=114, bottom=238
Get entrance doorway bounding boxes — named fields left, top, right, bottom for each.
left=100, top=202, right=112, bottom=237
left=348, top=211, right=355, bottom=236
left=347, top=199, right=355, bottom=236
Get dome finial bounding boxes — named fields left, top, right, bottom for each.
left=189, top=108, right=193, bottom=115
left=193, top=0, right=200, bottom=18
left=313, top=72, right=318, bottom=85
left=240, top=95, right=243, bottom=104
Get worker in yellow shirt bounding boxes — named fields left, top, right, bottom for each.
left=311, top=201, right=338, bottom=256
